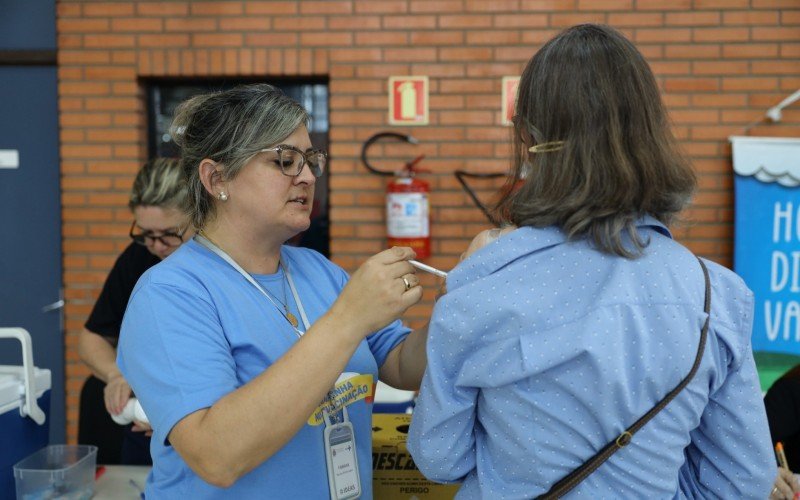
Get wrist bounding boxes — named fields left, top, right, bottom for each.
left=319, top=305, right=370, bottom=346
left=105, top=368, right=122, bottom=383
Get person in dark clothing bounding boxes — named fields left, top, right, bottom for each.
left=77, top=157, right=192, bottom=464
left=766, top=365, right=800, bottom=470
left=765, top=364, right=800, bottom=499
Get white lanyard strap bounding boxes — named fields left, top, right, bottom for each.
left=195, top=235, right=307, bottom=337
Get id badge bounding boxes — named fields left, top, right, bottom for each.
left=324, top=421, right=361, bottom=500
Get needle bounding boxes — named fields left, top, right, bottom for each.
left=408, top=260, right=448, bottom=278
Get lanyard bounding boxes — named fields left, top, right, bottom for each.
left=195, top=235, right=311, bottom=337
left=195, top=235, right=363, bottom=498
left=284, top=262, right=311, bottom=330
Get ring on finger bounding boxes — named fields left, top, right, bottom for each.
left=402, top=276, right=412, bottom=291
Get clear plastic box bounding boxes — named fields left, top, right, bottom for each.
left=13, top=445, right=98, bottom=500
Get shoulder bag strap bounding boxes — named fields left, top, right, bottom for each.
left=537, top=256, right=711, bottom=499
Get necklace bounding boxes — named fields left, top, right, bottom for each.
left=277, top=260, right=299, bottom=328
left=198, top=229, right=299, bottom=329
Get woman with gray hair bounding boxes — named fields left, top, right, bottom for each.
left=117, top=84, right=427, bottom=497
left=78, top=157, right=192, bottom=465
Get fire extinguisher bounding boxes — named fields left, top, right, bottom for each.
left=386, top=155, right=430, bottom=259
left=361, top=132, right=431, bottom=259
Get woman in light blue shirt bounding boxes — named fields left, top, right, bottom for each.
left=408, top=24, right=775, bottom=499
left=118, top=84, right=428, bottom=498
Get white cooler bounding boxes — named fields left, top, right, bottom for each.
left=0, top=328, right=51, bottom=496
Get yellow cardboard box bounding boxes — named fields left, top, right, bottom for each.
left=372, top=413, right=459, bottom=499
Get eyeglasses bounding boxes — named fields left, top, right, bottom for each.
left=129, top=221, right=187, bottom=248
left=260, top=145, right=327, bottom=178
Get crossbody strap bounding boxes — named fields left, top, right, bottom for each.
left=537, top=256, right=711, bottom=499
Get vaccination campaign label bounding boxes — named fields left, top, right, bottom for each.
left=309, top=373, right=374, bottom=426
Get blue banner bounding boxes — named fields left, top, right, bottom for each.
left=732, top=137, right=800, bottom=356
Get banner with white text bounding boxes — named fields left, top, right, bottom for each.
left=731, top=136, right=800, bottom=388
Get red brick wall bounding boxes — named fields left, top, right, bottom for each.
left=57, top=0, right=800, bottom=443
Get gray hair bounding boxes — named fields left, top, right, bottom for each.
left=129, top=157, right=189, bottom=211
left=170, top=84, right=309, bottom=229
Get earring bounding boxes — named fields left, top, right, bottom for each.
left=218, top=191, right=228, bottom=201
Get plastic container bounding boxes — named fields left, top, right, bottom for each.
left=0, top=328, right=51, bottom=495
left=373, top=380, right=415, bottom=414
left=13, top=445, right=98, bottom=500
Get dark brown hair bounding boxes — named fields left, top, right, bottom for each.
left=496, top=24, right=696, bottom=258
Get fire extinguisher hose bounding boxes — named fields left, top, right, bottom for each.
left=360, top=131, right=418, bottom=176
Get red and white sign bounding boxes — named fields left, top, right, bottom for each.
left=501, top=76, right=520, bottom=126
left=388, top=76, right=429, bottom=126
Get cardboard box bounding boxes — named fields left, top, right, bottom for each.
left=372, top=414, right=459, bottom=499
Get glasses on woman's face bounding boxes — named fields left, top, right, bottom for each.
left=129, top=221, right=187, bottom=248
left=260, top=145, right=327, bottom=178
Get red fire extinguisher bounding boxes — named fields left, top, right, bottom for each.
left=386, top=155, right=430, bottom=259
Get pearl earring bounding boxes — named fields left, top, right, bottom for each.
left=218, top=191, right=228, bottom=201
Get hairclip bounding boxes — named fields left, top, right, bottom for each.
left=528, top=141, right=565, bottom=153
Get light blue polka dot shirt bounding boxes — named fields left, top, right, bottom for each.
left=407, top=217, right=775, bottom=499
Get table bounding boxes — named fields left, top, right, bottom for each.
left=94, top=465, right=150, bottom=499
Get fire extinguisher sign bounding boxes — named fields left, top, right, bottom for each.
left=502, top=76, right=520, bottom=127
left=388, top=76, right=429, bottom=126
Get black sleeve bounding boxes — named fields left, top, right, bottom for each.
left=764, top=377, right=800, bottom=443
left=84, top=243, right=160, bottom=340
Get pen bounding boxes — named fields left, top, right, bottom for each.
left=776, top=442, right=789, bottom=469
left=408, top=260, right=448, bottom=278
